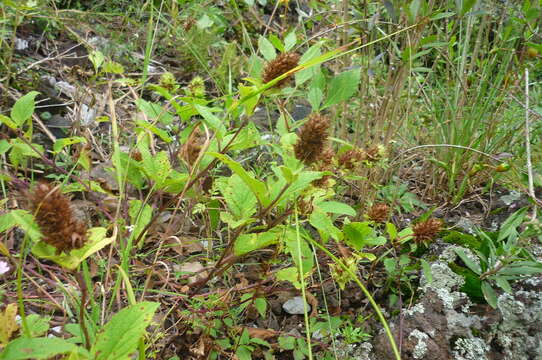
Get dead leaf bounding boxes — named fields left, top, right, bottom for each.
left=177, top=262, right=207, bottom=284
left=245, top=327, right=278, bottom=340
left=0, top=304, right=19, bottom=346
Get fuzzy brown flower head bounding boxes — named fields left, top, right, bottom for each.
left=338, top=149, right=367, bottom=170
left=179, top=127, right=204, bottom=165
left=294, top=113, right=330, bottom=165
left=262, top=52, right=300, bottom=88
left=413, top=218, right=443, bottom=245
left=367, top=203, right=390, bottom=223
left=27, top=181, right=87, bottom=254
left=320, top=147, right=335, bottom=167
left=366, top=145, right=385, bottom=162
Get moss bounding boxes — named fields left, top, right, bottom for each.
left=442, top=230, right=482, bottom=250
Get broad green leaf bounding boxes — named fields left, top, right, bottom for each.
left=386, top=222, right=398, bottom=241
left=135, top=99, right=173, bottom=125
left=8, top=140, right=43, bottom=168
left=25, top=314, right=51, bottom=338
left=89, top=50, right=104, bottom=72
left=216, top=175, right=257, bottom=228
left=343, top=222, right=386, bottom=250
left=90, top=302, right=159, bottom=360
left=0, top=337, right=81, bottom=360
left=4, top=210, right=42, bottom=242
left=295, top=44, right=321, bottom=86
left=135, top=119, right=172, bottom=143
left=322, top=68, right=361, bottom=109
left=53, top=136, right=87, bottom=154
left=454, top=248, right=481, bottom=275
left=309, top=210, right=341, bottom=242
left=258, top=36, right=276, bottom=61
left=238, top=84, right=260, bottom=116
left=459, top=0, right=477, bottom=15
left=11, top=91, right=39, bottom=127
left=208, top=152, right=269, bottom=207
left=234, top=228, right=282, bottom=256
left=284, top=31, right=297, bottom=51
left=317, top=201, right=356, bottom=216
left=32, top=227, right=115, bottom=270
left=268, top=34, right=284, bottom=52
left=128, top=200, right=153, bottom=241
left=283, top=227, right=314, bottom=276
left=254, top=298, right=267, bottom=318
left=495, top=277, right=512, bottom=293
left=194, top=104, right=226, bottom=138
left=307, top=86, right=323, bottom=111
left=0, top=115, right=18, bottom=130
left=481, top=281, right=497, bottom=308
left=276, top=267, right=301, bottom=289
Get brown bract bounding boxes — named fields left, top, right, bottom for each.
left=338, top=149, right=367, bottom=170
left=27, top=181, right=87, bottom=254
left=294, top=113, right=330, bottom=165
left=179, top=127, right=204, bottom=165
left=413, top=218, right=443, bottom=245
left=262, top=52, right=300, bottom=88
left=367, top=203, right=390, bottom=223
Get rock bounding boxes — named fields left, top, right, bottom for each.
left=282, top=296, right=311, bottom=315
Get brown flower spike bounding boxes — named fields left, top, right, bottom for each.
left=179, top=127, right=204, bottom=165
left=367, top=203, right=390, bottom=223
left=294, top=113, right=330, bottom=165
left=339, top=149, right=367, bottom=170
left=262, top=52, right=300, bottom=88
left=27, top=181, right=87, bottom=254
left=413, top=218, right=443, bottom=245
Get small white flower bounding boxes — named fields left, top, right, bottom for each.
left=0, top=260, right=9, bottom=275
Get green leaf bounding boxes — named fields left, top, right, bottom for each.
left=25, top=314, right=51, bottom=338
left=0, top=115, right=18, bottom=130
left=481, top=281, right=498, bottom=308
left=459, top=0, right=477, bottom=15
left=128, top=200, right=152, bottom=242
left=276, top=267, right=302, bottom=288
left=0, top=337, right=81, bottom=360
left=322, top=68, right=360, bottom=109
left=194, top=105, right=226, bottom=138
left=89, top=50, right=104, bottom=72
left=32, top=227, right=115, bottom=270
left=208, top=152, right=269, bottom=207
left=386, top=222, right=397, bottom=241
left=309, top=210, right=341, bottom=242
left=234, top=228, right=282, bottom=256
left=216, top=175, right=257, bottom=228
left=283, top=227, right=314, bottom=276
left=343, top=222, right=386, bottom=250
left=3, top=210, right=42, bottom=241
left=278, top=336, right=296, bottom=350
left=254, top=298, right=267, bottom=318
left=295, top=44, right=321, bottom=86
left=454, top=248, right=481, bottom=275
left=284, top=31, right=297, bottom=51
left=268, top=34, right=285, bottom=52
left=317, top=201, right=356, bottom=216
left=307, top=86, right=323, bottom=111
left=136, top=99, right=174, bottom=125
left=258, top=36, right=276, bottom=61
left=90, top=302, right=159, bottom=360
left=53, top=136, right=87, bottom=154
left=420, top=259, right=433, bottom=283
left=11, top=91, right=39, bottom=127
left=236, top=345, right=252, bottom=360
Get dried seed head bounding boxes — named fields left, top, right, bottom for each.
left=27, top=181, right=87, bottom=254
left=366, top=145, right=385, bottom=162
left=413, top=218, right=443, bottom=245
left=367, top=203, right=390, bottom=223
left=294, top=113, right=330, bottom=165
left=262, top=52, right=300, bottom=88
left=338, top=149, right=367, bottom=170
left=179, top=127, right=204, bottom=165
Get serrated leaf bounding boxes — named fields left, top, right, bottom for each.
left=0, top=337, right=81, bottom=360
left=136, top=99, right=173, bottom=125
left=216, top=175, right=257, bottom=227
left=309, top=210, right=341, bottom=242
left=234, top=228, right=281, bottom=256
left=322, top=68, right=360, bottom=109
left=283, top=227, right=313, bottom=276
left=343, top=222, right=386, bottom=250
left=25, top=314, right=51, bottom=338
left=194, top=104, right=226, bottom=138
left=268, top=34, right=284, bottom=52
left=276, top=267, right=301, bottom=289
left=90, top=302, right=159, bottom=360
left=208, top=152, right=269, bottom=207
left=254, top=298, right=267, bottom=318
left=295, top=44, right=321, bottom=86
left=386, top=222, right=398, bottom=241
left=32, top=227, right=115, bottom=270
left=258, top=36, right=276, bottom=61
left=11, top=91, right=39, bottom=127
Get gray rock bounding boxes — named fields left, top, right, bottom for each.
left=282, top=296, right=311, bottom=315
